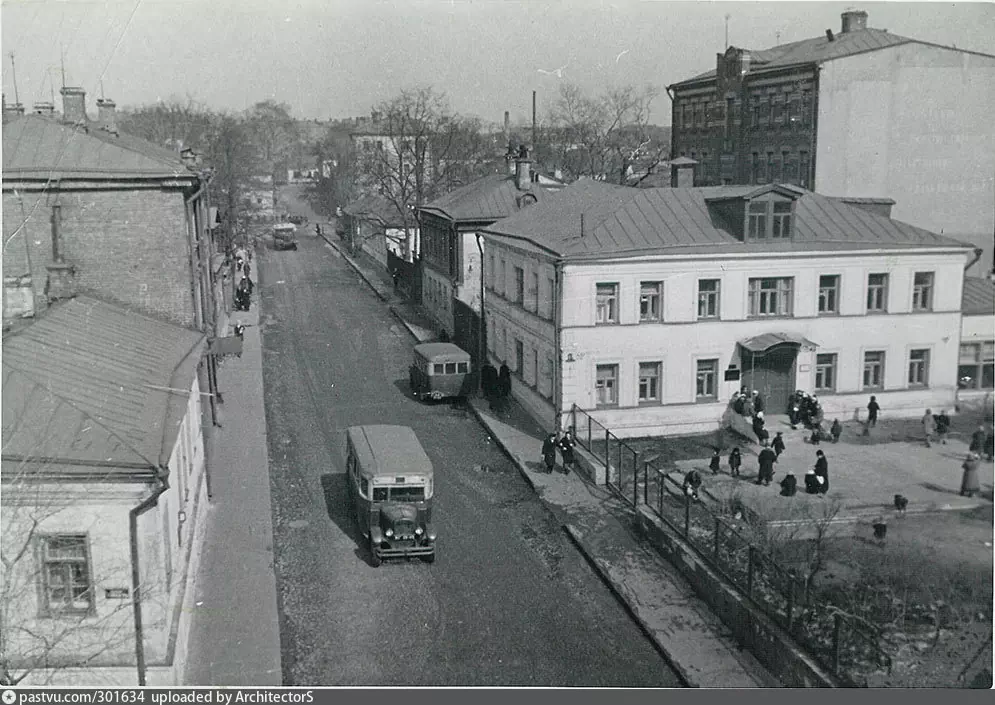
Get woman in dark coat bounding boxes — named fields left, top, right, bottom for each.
left=728, top=447, right=742, bottom=477
left=804, top=468, right=821, bottom=494
left=558, top=430, right=576, bottom=474
left=541, top=433, right=558, bottom=474
left=481, top=364, right=498, bottom=400
left=814, top=450, right=829, bottom=494
left=497, top=363, right=512, bottom=411
left=969, top=426, right=987, bottom=454
left=960, top=452, right=981, bottom=497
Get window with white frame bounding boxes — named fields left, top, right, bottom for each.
left=907, top=348, right=930, bottom=387
left=595, top=364, right=618, bottom=406
left=958, top=342, right=995, bottom=389
left=814, top=353, right=837, bottom=392
left=513, top=266, right=525, bottom=303
left=748, top=202, right=767, bottom=239
left=39, top=535, right=94, bottom=615
left=638, top=362, right=661, bottom=402
left=771, top=202, right=792, bottom=238
left=530, top=272, right=539, bottom=311
left=639, top=282, right=662, bottom=322
left=912, top=272, right=934, bottom=311
left=696, top=359, right=718, bottom=399
left=544, top=355, right=555, bottom=398
left=596, top=283, right=619, bottom=324
left=863, top=351, right=885, bottom=389
left=867, top=273, right=888, bottom=312
left=818, top=275, right=840, bottom=315
left=697, top=279, right=720, bottom=319
left=748, top=277, right=793, bottom=317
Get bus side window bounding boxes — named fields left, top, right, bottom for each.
left=433, top=363, right=445, bottom=375
left=457, top=362, right=468, bottom=373
left=445, top=362, right=457, bottom=374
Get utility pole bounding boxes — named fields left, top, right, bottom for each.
left=532, top=90, right=537, bottom=150
left=724, top=14, right=731, bottom=49
left=9, top=52, right=19, bottom=105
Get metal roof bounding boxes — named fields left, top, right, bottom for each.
left=483, top=180, right=972, bottom=259
left=346, top=425, right=433, bottom=478
left=962, top=277, right=995, bottom=316
left=342, top=194, right=412, bottom=228
left=668, top=28, right=995, bottom=87
left=2, top=114, right=196, bottom=181
left=418, top=172, right=563, bottom=223
left=2, top=296, right=206, bottom=472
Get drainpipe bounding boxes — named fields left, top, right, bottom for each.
left=476, top=233, right=486, bottom=377
left=130, top=467, right=169, bottom=686
left=665, top=86, right=676, bottom=165
left=964, top=247, right=983, bottom=272
left=553, top=258, right=564, bottom=431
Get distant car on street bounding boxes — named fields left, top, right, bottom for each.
left=288, top=214, right=307, bottom=225
left=273, top=223, right=298, bottom=250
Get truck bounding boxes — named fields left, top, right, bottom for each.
left=273, top=223, right=298, bottom=251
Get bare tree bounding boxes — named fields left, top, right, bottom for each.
left=548, top=83, right=669, bottom=185
left=203, top=115, right=258, bottom=252
left=244, top=100, right=299, bottom=174
left=116, top=97, right=214, bottom=152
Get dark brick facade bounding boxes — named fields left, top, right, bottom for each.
left=3, top=187, right=198, bottom=326
left=671, top=48, right=818, bottom=189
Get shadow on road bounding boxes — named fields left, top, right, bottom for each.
left=319, top=472, right=380, bottom=567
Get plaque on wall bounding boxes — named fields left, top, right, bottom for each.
left=724, top=368, right=741, bottom=382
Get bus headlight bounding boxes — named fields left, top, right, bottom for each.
left=427, top=532, right=437, bottom=541
left=385, top=528, right=394, bottom=538
left=415, top=527, right=424, bottom=536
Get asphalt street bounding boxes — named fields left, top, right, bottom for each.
left=257, top=187, right=683, bottom=686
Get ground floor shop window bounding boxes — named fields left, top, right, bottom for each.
left=959, top=342, right=995, bottom=389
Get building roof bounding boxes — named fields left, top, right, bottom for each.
left=2, top=296, right=205, bottom=475
left=342, top=194, right=413, bottom=228
left=483, top=180, right=973, bottom=260
left=418, top=172, right=562, bottom=223
left=669, top=26, right=993, bottom=87
left=2, top=114, right=196, bottom=181
left=962, top=277, right=995, bottom=316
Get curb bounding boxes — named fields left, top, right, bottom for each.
left=562, top=524, right=696, bottom=689
left=466, top=401, right=540, bottom=494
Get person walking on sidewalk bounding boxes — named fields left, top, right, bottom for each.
left=960, top=452, right=981, bottom=498
left=864, top=395, right=880, bottom=436
left=728, top=447, right=742, bottom=477
left=922, top=408, right=936, bottom=448
left=830, top=419, right=843, bottom=443
left=814, top=450, right=830, bottom=494
left=558, top=430, right=576, bottom=474
left=757, top=441, right=777, bottom=486
left=709, top=448, right=721, bottom=474
left=935, top=410, right=951, bottom=444
left=772, top=431, right=786, bottom=458
left=497, top=363, right=511, bottom=412
left=969, top=425, right=986, bottom=455
left=541, top=433, right=558, bottom=474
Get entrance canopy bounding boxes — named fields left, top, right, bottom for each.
left=739, top=332, right=818, bottom=354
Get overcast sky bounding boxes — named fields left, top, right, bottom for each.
left=2, top=0, right=994, bottom=125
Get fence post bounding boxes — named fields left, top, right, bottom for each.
left=832, top=613, right=844, bottom=674
left=633, top=451, right=639, bottom=506
left=747, top=546, right=755, bottom=598
left=643, top=462, right=648, bottom=506
left=605, top=429, right=610, bottom=482
left=713, top=517, right=721, bottom=561
left=683, top=493, right=691, bottom=538
left=571, top=405, right=577, bottom=437
left=658, top=473, right=663, bottom=517
left=786, top=572, right=795, bottom=632
left=587, top=415, right=592, bottom=449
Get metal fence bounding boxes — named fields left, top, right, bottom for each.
left=569, top=404, right=892, bottom=686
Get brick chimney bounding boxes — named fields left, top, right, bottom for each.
left=60, top=86, right=87, bottom=124
left=96, top=98, right=117, bottom=133
left=45, top=203, right=78, bottom=303
left=32, top=101, right=55, bottom=117
left=2, top=101, right=24, bottom=123
left=514, top=145, right=532, bottom=190
left=670, top=158, right=697, bottom=188
left=841, top=9, right=868, bottom=33
left=503, top=110, right=510, bottom=146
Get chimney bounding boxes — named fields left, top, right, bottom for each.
left=841, top=9, right=868, bottom=33
left=514, top=145, right=532, bottom=190
left=60, top=86, right=87, bottom=124
left=671, top=158, right=697, bottom=188
left=3, top=101, right=25, bottom=123
left=825, top=29, right=835, bottom=42
left=180, top=147, right=200, bottom=170
left=96, top=98, right=117, bottom=133
left=503, top=110, right=510, bottom=144
left=32, top=101, right=55, bottom=117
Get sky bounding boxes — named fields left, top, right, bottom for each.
left=2, top=0, right=994, bottom=126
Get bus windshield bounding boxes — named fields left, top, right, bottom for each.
left=372, top=485, right=426, bottom=502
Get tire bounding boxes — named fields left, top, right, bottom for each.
left=422, top=552, right=435, bottom=564
left=370, top=541, right=382, bottom=568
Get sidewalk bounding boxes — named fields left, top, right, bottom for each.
left=326, top=233, right=775, bottom=688
left=183, top=270, right=283, bottom=685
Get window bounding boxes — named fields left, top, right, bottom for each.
left=457, top=362, right=469, bottom=373
left=444, top=363, right=457, bottom=374
left=748, top=277, right=794, bottom=317
left=759, top=96, right=770, bottom=123
left=433, top=363, right=445, bottom=375
left=748, top=202, right=767, bottom=239
left=788, top=94, right=801, bottom=122
left=700, top=151, right=709, bottom=184
left=513, top=266, right=524, bottom=303
left=908, top=349, right=930, bottom=387
left=683, top=103, right=692, bottom=130
left=532, top=349, right=539, bottom=387
left=818, top=275, right=840, bottom=314
left=750, top=97, right=759, bottom=127
left=498, top=259, right=506, bottom=296
left=545, top=355, right=555, bottom=398
left=782, top=150, right=795, bottom=183
left=725, top=97, right=735, bottom=136
left=639, top=281, right=662, bottom=321
left=546, top=277, right=555, bottom=319
left=771, top=152, right=783, bottom=182
left=751, top=152, right=760, bottom=184
left=696, top=359, right=718, bottom=400
left=814, top=353, right=837, bottom=392
left=595, top=364, right=618, bottom=406
left=801, top=90, right=812, bottom=124
left=772, top=97, right=783, bottom=122
left=704, top=103, right=712, bottom=124
left=596, top=283, right=618, bottom=324
left=488, top=254, right=495, bottom=290
left=863, top=351, right=885, bottom=389
left=799, top=151, right=810, bottom=189
left=959, top=342, right=995, bottom=389
left=695, top=102, right=704, bottom=127
left=772, top=202, right=792, bottom=238
left=515, top=339, right=524, bottom=373
left=39, top=535, right=93, bottom=614
left=766, top=152, right=775, bottom=183
left=912, top=272, right=934, bottom=311
left=866, top=273, right=888, bottom=312
left=638, top=362, right=661, bottom=402
left=697, top=279, right=720, bottom=319
left=530, top=272, right=539, bottom=311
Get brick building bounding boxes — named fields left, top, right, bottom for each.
left=667, top=9, right=995, bottom=275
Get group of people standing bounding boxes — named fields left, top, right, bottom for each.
left=481, top=362, right=512, bottom=412
left=233, top=246, right=253, bottom=312
left=540, top=430, right=576, bottom=474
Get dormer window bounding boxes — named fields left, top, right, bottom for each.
left=748, top=202, right=767, bottom=239
left=746, top=200, right=793, bottom=240
left=772, top=202, right=792, bottom=238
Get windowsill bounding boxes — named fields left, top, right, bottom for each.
left=907, top=384, right=930, bottom=390
left=39, top=608, right=96, bottom=619
left=817, top=311, right=840, bottom=317
left=595, top=321, right=619, bottom=326
left=911, top=308, right=934, bottom=314
left=862, top=387, right=884, bottom=392
left=865, top=310, right=889, bottom=315
left=747, top=314, right=795, bottom=320
left=639, top=318, right=663, bottom=324
left=813, top=388, right=838, bottom=396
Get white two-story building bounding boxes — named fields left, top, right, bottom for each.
left=482, top=178, right=977, bottom=437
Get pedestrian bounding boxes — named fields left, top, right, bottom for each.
left=830, top=419, right=843, bottom=443
left=789, top=392, right=802, bottom=429
left=757, top=441, right=777, bottom=486
left=772, top=431, right=786, bottom=458
left=969, top=426, right=986, bottom=454
left=809, top=427, right=821, bottom=445
left=986, top=432, right=994, bottom=462
left=728, top=447, right=742, bottom=477
left=541, top=433, right=558, bottom=474
left=935, top=410, right=950, bottom=444
left=243, top=260, right=252, bottom=282
left=682, top=468, right=703, bottom=501
left=709, top=449, right=721, bottom=475
left=960, top=452, right=981, bottom=498
left=814, top=450, right=829, bottom=494
left=864, top=395, right=880, bottom=435
left=498, top=362, right=511, bottom=412
left=481, top=364, right=497, bottom=400
left=752, top=390, right=765, bottom=415
left=391, top=267, right=400, bottom=291
left=804, top=468, right=821, bottom=494
left=921, top=408, right=936, bottom=448
left=752, top=414, right=766, bottom=444
left=558, top=430, right=576, bottom=474
left=316, top=223, right=323, bottom=237
left=779, top=473, right=798, bottom=497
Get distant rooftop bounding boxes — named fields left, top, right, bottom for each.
left=962, top=277, right=995, bottom=316
left=418, top=171, right=564, bottom=223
